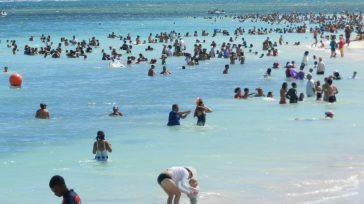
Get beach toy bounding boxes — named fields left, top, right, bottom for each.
left=9, top=73, right=23, bottom=87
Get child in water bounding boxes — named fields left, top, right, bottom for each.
left=188, top=178, right=199, bottom=204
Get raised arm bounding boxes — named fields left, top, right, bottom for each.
left=106, top=142, right=112, bottom=153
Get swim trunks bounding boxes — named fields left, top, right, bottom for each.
left=328, top=96, right=336, bottom=103
left=157, top=173, right=172, bottom=185
left=197, top=114, right=206, bottom=126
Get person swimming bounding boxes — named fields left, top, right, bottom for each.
left=294, top=111, right=334, bottom=121
left=325, top=111, right=334, bottom=119
left=109, top=106, right=123, bottom=116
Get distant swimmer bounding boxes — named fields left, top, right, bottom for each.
left=3, top=66, right=8, bottom=72
left=294, top=111, right=334, bottom=121
left=160, top=66, right=171, bottom=75
left=254, top=88, right=265, bottom=97
left=234, top=87, right=243, bottom=99
left=49, top=175, right=81, bottom=204
left=35, top=103, right=50, bottom=119
left=223, top=64, right=229, bottom=74
left=109, top=106, right=123, bottom=116
left=167, top=104, right=191, bottom=126
left=93, top=131, right=112, bottom=161
left=351, top=71, right=357, bottom=79
left=264, top=68, right=271, bottom=78
left=325, top=111, right=334, bottom=119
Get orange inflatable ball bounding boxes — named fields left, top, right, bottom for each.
left=9, top=73, right=23, bottom=87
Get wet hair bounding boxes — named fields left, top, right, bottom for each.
left=244, top=88, right=249, bottom=92
left=327, top=78, right=333, bottom=85
left=234, top=87, right=241, bottom=93
left=291, top=82, right=297, bottom=87
left=282, top=82, right=288, bottom=89
left=266, top=68, right=271, bottom=74
left=172, top=104, right=178, bottom=110
left=49, top=175, right=65, bottom=188
left=96, top=131, right=105, bottom=140
left=40, top=103, right=47, bottom=109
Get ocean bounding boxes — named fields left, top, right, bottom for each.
left=1, top=0, right=364, bottom=203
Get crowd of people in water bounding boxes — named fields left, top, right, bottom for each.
left=2, top=11, right=363, bottom=204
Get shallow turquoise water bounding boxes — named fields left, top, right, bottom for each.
left=1, top=1, right=364, bottom=203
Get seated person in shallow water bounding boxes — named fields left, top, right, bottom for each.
left=234, top=87, right=243, bottom=99
left=109, top=106, right=123, bottom=116
left=160, top=66, right=171, bottom=75
left=254, top=88, right=265, bottom=97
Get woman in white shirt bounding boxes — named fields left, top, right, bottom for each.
left=157, top=166, right=195, bottom=204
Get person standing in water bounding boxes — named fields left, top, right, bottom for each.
left=329, top=36, right=337, bottom=58
left=167, top=104, right=191, bottom=126
left=148, top=65, right=156, bottom=77
left=338, top=36, right=345, bottom=57
left=306, top=73, right=315, bottom=98
left=35, top=103, right=50, bottom=119
left=279, top=82, right=288, bottom=104
left=194, top=98, right=212, bottom=126
left=325, top=78, right=339, bottom=103
left=223, top=64, right=229, bottom=74
left=286, top=82, right=298, bottom=103
left=93, top=131, right=112, bottom=161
